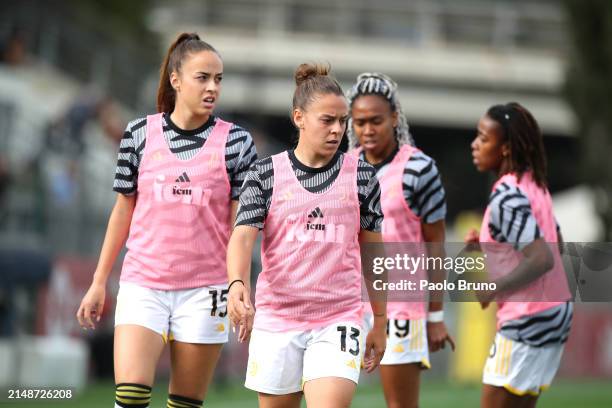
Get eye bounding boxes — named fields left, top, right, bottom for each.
left=215, top=76, right=223, bottom=83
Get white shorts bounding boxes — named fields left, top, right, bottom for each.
left=363, top=314, right=430, bottom=368
left=483, top=332, right=565, bottom=396
left=114, top=281, right=229, bottom=344
left=244, top=321, right=363, bottom=395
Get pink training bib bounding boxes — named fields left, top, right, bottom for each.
left=121, top=113, right=232, bottom=290
left=351, top=145, right=427, bottom=320
left=254, top=151, right=363, bottom=332
left=480, top=172, right=571, bottom=328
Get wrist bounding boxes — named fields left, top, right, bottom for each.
left=427, top=310, right=444, bottom=323
left=372, top=314, right=387, bottom=328
left=92, top=272, right=108, bottom=286
left=228, top=279, right=245, bottom=292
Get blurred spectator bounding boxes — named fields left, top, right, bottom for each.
left=0, top=27, right=27, bottom=66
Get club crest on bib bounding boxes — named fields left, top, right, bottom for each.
left=151, top=149, right=164, bottom=161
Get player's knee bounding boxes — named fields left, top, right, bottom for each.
left=115, top=383, right=152, bottom=408
left=167, top=394, right=203, bottom=408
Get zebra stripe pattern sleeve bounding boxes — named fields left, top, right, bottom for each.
left=113, top=119, right=143, bottom=195
left=235, top=158, right=274, bottom=230
left=403, top=151, right=447, bottom=224
left=487, top=182, right=542, bottom=250
left=112, top=114, right=257, bottom=199
left=357, top=161, right=383, bottom=232
left=227, top=125, right=258, bottom=200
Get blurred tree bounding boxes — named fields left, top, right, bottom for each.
left=564, top=0, right=612, bottom=240
left=65, top=0, right=154, bottom=40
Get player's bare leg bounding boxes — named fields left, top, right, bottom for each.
left=303, top=377, right=356, bottom=408
left=258, top=392, right=302, bottom=408
left=168, top=341, right=223, bottom=401
left=380, top=363, right=421, bottom=408
left=114, top=325, right=165, bottom=385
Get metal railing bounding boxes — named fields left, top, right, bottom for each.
left=159, top=0, right=566, bottom=52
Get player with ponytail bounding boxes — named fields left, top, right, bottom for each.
left=77, top=32, right=257, bottom=408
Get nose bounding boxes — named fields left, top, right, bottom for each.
left=206, top=79, right=219, bottom=93
left=363, top=123, right=375, bottom=136
left=471, top=137, right=478, bottom=151
left=331, top=120, right=344, bottom=135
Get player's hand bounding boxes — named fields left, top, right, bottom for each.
left=426, top=321, right=455, bottom=352
left=476, top=285, right=496, bottom=309
left=364, top=323, right=386, bottom=373
left=76, top=282, right=105, bottom=330
left=227, top=281, right=254, bottom=343
left=464, top=229, right=481, bottom=252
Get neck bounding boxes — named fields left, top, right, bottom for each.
left=294, top=142, right=335, bottom=168
left=496, top=159, right=513, bottom=178
left=170, top=105, right=210, bottom=131
left=364, top=139, right=398, bottom=165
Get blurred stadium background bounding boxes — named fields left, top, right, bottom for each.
left=0, top=0, right=611, bottom=406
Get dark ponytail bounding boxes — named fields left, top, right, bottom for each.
left=156, top=32, right=219, bottom=114
left=486, top=102, right=548, bottom=188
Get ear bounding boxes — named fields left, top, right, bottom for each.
left=170, top=71, right=180, bottom=92
left=391, top=110, right=399, bottom=128
left=501, top=142, right=511, bottom=158
left=293, top=109, right=304, bottom=130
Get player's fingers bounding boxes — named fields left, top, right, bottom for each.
left=238, top=322, right=247, bottom=343
left=76, top=305, right=85, bottom=327
left=242, top=288, right=252, bottom=309
left=83, top=304, right=95, bottom=329
left=446, top=334, right=456, bottom=351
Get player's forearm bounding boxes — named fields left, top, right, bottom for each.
left=93, top=194, right=136, bottom=285
left=360, top=229, right=387, bottom=321
left=423, top=221, right=446, bottom=312
left=493, top=239, right=554, bottom=295
left=426, top=242, right=446, bottom=312
left=227, top=226, right=258, bottom=289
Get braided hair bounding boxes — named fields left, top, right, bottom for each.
left=346, top=72, right=414, bottom=148
left=486, top=102, right=548, bottom=188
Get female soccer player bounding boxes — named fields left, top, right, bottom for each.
left=227, top=63, right=387, bottom=408
left=76, top=32, right=257, bottom=408
left=467, top=102, right=572, bottom=408
left=347, top=72, right=455, bottom=408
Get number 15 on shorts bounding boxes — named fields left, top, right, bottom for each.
left=209, top=289, right=228, bottom=317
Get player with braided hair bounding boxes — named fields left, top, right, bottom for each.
left=348, top=72, right=454, bottom=408
left=467, top=102, right=572, bottom=407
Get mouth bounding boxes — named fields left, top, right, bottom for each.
left=361, top=139, right=378, bottom=149
left=202, top=96, right=216, bottom=107
left=325, top=140, right=339, bottom=146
